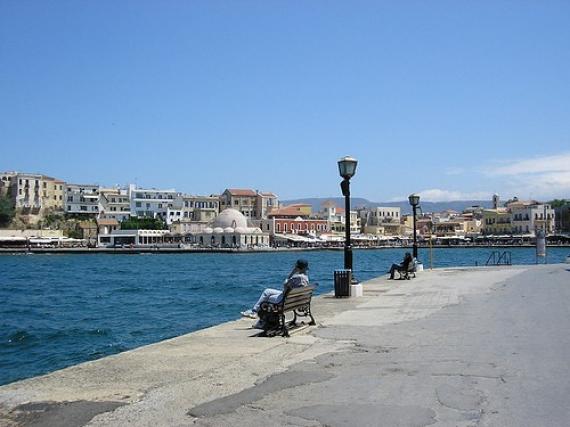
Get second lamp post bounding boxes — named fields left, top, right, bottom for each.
left=408, top=193, right=420, bottom=259
left=338, top=156, right=358, bottom=270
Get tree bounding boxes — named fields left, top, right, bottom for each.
left=548, top=199, right=569, bottom=208
left=0, top=196, right=15, bottom=227
left=120, top=217, right=167, bottom=230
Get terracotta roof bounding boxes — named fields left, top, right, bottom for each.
left=260, top=192, right=278, bottom=198
left=269, top=205, right=310, bottom=217
left=226, top=188, right=257, bottom=196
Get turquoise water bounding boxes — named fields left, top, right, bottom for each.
left=0, top=247, right=568, bottom=385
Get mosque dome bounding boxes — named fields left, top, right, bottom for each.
left=223, top=227, right=234, bottom=233
left=213, top=208, right=248, bottom=229
left=213, top=227, right=224, bottom=234
left=203, top=227, right=213, bottom=234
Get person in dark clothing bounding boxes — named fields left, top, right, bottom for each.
left=388, top=252, right=414, bottom=279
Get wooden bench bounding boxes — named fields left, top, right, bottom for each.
left=258, top=285, right=316, bottom=337
left=398, top=260, right=417, bottom=280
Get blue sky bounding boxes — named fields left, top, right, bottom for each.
left=1, top=1, right=569, bottom=202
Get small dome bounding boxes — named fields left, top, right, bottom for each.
left=213, top=208, right=248, bottom=229
left=234, top=227, right=247, bottom=233
left=203, top=227, right=213, bottom=233
left=213, top=227, right=224, bottom=234
left=223, top=227, right=234, bottom=233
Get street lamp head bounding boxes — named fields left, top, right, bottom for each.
left=338, top=156, right=358, bottom=179
left=408, top=193, right=420, bottom=207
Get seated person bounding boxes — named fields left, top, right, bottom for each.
left=388, top=252, right=413, bottom=279
left=241, top=259, right=309, bottom=319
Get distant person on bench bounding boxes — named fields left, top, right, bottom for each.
left=388, top=252, right=413, bottom=279
left=241, top=259, right=309, bottom=319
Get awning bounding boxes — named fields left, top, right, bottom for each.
left=0, top=236, right=27, bottom=242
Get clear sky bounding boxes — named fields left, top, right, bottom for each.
left=1, top=1, right=569, bottom=202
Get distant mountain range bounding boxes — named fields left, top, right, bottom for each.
left=281, top=197, right=493, bottom=215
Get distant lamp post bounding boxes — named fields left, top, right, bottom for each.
left=338, top=156, right=358, bottom=271
left=408, top=193, right=420, bottom=259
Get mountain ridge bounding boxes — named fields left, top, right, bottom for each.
left=281, top=197, right=493, bottom=214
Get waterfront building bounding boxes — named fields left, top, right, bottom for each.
left=481, top=208, right=511, bottom=235
left=359, top=207, right=401, bottom=236
left=462, top=213, right=482, bottom=237
left=97, top=218, right=120, bottom=236
left=64, top=183, right=100, bottom=216
left=0, top=172, right=15, bottom=199
left=99, top=187, right=130, bottom=222
left=219, top=188, right=278, bottom=220
left=1, top=172, right=65, bottom=215
left=256, top=191, right=279, bottom=219
left=169, top=220, right=210, bottom=235
left=129, top=184, right=180, bottom=220
left=316, top=201, right=360, bottom=234
left=78, top=220, right=98, bottom=246
left=433, top=219, right=466, bottom=238
left=166, top=194, right=219, bottom=225
left=508, top=200, right=555, bottom=236
left=260, top=217, right=330, bottom=236
left=266, top=204, right=312, bottom=219
left=97, top=229, right=170, bottom=247
left=192, top=208, right=269, bottom=248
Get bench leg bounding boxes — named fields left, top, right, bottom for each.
left=308, top=311, right=316, bottom=326
left=280, top=313, right=289, bottom=337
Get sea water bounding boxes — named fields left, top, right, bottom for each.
left=0, top=247, right=568, bottom=385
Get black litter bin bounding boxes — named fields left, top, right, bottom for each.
left=334, top=269, right=351, bottom=298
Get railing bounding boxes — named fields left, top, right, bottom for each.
left=486, top=251, right=512, bottom=266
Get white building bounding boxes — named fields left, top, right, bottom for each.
left=166, top=194, right=219, bottom=225
left=99, top=187, right=131, bottom=222
left=359, top=206, right=401, bottom=236
left=317, top=201, right=360, bottom=234
left=97, top=229, right=170, bottom=247
left=1, top=172, right=65, bottom=216
left=65, top=183, right=100, bottom=215
left=193, top=208, right=269, bottom=248
left=129, top=184, right=181, bottom=220
left=509, top=201, right=555, bottom=235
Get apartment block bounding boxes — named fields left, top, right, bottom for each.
left=219, top=188, right=278, bottom=220
left=129, top=184, right=180, bottom=220
left=166, top=195, right=219, bottom=225
left=99, top=187, right=131, bottom=222
left=508, top=201, right=555, bottom=235
left=65, top=183, right=100, bottom=215
left=360, top=207, right=401, bottom=236
left=1, top=172, right=65, bottom=215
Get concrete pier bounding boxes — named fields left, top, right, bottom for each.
left=1, top=264, right=569, bottom=426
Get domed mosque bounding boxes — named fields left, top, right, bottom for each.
left=195, top=208, right=269, bottom=248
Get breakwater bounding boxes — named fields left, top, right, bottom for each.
left=1, top=247, right=568, bottom=386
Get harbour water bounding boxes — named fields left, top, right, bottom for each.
left=1, top=247, right=568, bottom=386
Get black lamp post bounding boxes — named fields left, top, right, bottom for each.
left=338, top=156, right=358, bottom=270
left=408, top=193, right=420, bottom=259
